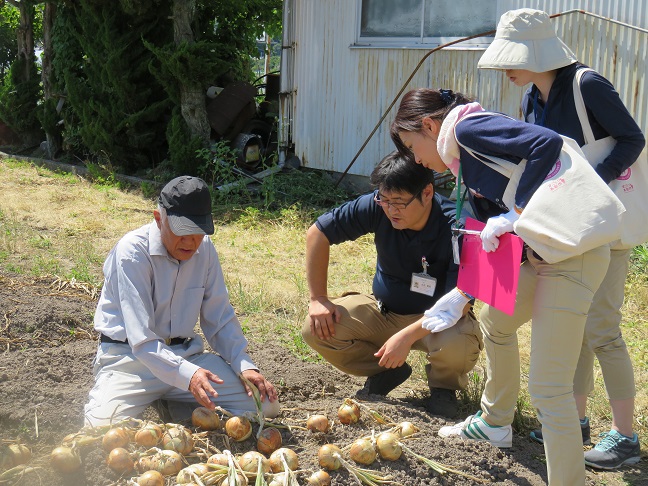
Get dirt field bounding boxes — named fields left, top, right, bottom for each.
left=0, top=270, right=644, bottom=485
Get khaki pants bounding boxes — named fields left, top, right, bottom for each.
left=479, top=245, right=609, bottom=486
left=301, top=293, right=483, bottom=390
left=574, top=248, right=635, bottom=400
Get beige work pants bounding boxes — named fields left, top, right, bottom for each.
left=302, top=293, right=483, bottom=390
left=574, top=248, right=635, bottom=399
left=479, top=245, right=609, bottom=486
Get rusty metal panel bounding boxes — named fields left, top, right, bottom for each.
left=282, top=0, right=647, bottom=177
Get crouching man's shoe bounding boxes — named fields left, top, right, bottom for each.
left=356, top=363, right=412, bottom=397
left=422, top=388, right=459, bottom=418
left=438, top=410, right=513, bottom=448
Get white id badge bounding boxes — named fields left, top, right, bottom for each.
left=410, top=273, right=437, bottom=297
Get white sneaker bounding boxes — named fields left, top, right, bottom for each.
left=438, top=410, right=512, bottom=448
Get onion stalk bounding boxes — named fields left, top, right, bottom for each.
left=399, top=441, right=487, bottom=483
left=239, top=373, right=266, bottom=438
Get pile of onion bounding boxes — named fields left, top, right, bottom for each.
left=224, top=416, right=252, bottom=442
left=191, top=406, right=221, bottom=430
left=306, top=414, right=330, bottom=433
left=257, top=427, right=282, bottom=455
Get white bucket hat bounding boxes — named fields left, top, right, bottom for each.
left=478, top=8, right=577, bottom=72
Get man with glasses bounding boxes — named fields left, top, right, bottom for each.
left=302, top=152, right=482, bottom=417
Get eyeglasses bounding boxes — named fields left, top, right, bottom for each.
left=373, top=191, right=421, bottom=210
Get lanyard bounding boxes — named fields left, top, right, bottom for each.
left=532, top=90, right=548, bottom=127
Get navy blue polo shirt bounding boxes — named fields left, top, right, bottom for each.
left=315, top=191, right=458, bottom=315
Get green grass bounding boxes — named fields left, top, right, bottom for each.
left=1, top=157, right=647, bottom=457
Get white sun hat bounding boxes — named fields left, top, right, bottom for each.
left=478, top=8, right=577, bottom=72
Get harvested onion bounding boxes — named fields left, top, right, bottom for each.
left=134, top=423, right=163, bottom=447
left=337, top=400, right=360, bottom=424
left=222, top=471, right=248, bottom=485
left=176, top=463, right=209, bottom=483
left=102, top=427, right=130, bottom=452
left=349, top=437, right=376, bottom=465
left=225, top=416, right=252, bottom=442
left=137, top=450, right=184, bottom=476
left=375, top=432, right=402, bottom=460
left=239, top=450, right=270, bottom=475
left=162, top=426, right=194, bottom=455
left=257, top=427, right=282, bottom=455
left=395, top=421, right=419, bottom=438
left=50, top=446, right=82, bottom=473
left=317, top=444, right=342, bottom=471
left=137, top=470, right=164, bottom=486
left=306, top=414, right=330, bottom=433
left=269, top=447, right=299, bottom=473
left=1, top=443, right=31, bottom=469
left=191, top=406, right=221, bottom=430
left=307, top=470, right=331, bottom=486
left=107, top=447, right=134, bottom=474
left=207, top=452, right=229, bottom=466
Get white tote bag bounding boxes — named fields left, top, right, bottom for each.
left=457, top=113, right=625, bottom=264
left=574, top=68, right=648, bottom=249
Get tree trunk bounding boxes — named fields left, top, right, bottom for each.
left=42, top=2, right=61, bottom=158
left=173, top=0, right=210, bottom=142
left=11, top=0, right=35, bottom=81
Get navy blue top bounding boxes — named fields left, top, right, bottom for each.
left=315, top=191, right=458, bottom=314
left=522, top=63, right=645, bottom=183
left=454, top=112, right=563, bottom=220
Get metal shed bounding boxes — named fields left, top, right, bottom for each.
left=278, top=0, right=647, bottom=179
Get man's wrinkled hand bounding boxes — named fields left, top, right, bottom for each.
left=189, top=368, right=224, bottom=409
left=241, top=369, right=278, bottom=403
left=308, top=297, right=341, bottom=340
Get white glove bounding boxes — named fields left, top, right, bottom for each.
left=421, top=288, right=471, bottom=333
left=480, top=209, right=519, bottom=252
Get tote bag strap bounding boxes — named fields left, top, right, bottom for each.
left=573, top=68, right=596, bottom=144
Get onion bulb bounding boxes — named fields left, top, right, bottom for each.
left=317, top=444, right=342, bottom=471
left=50, top=446, right=82, bottom=473
left=222, top=471, right=248, bottom=485
left=207, top=453, right=229, bottom=466
left=106, top=447, right=134, bottom=474
left=134, top=423, right=163, bottom=447
left=375, top=432, right=402, bottom=461
left=349, top=438, right=376, bottom=465
left=395, top=421, right=419, bottom=438
left=268, top=447, right=299, bottom=473
left=224, top=416, right=252, bottom=442
left=176, top=463, right=209, bottom=483
left=137, top=470, right=164, bottom=486
left=257, top=427, right=282, bottom=455
left=306, top=414, right=330, bottom=433
left=137, top=450, right=184, bottom=476
left=307, top=470, right=331, bottom=486
left=337, top=401, right=360, bottom=424
left=239, top=450, right=270, bottom=475
left=268, top=472, right=288, bottom=486
left=191, top=407, right=221, bottom=430
left=102, top=427, right=130, bottom=452
left=162, top=426, right=194, bottom=455
left=1, top=443, right=31, bottom=468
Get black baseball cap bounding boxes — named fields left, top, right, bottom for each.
left=158, top=176, right=214, bottom=236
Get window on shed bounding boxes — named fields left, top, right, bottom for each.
left=358, top=0, right=496, bottom=48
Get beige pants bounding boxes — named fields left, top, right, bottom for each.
left=574, top=248, right=635, bottom=399
left=301, top=293, right=483, bottom=390
left=480, top=245, right=609, bottom=486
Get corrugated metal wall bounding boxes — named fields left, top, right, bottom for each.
left=281, top=0, right=647, bottom=177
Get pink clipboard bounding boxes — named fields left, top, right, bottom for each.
left=457, top=217, right=524, bottom=316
